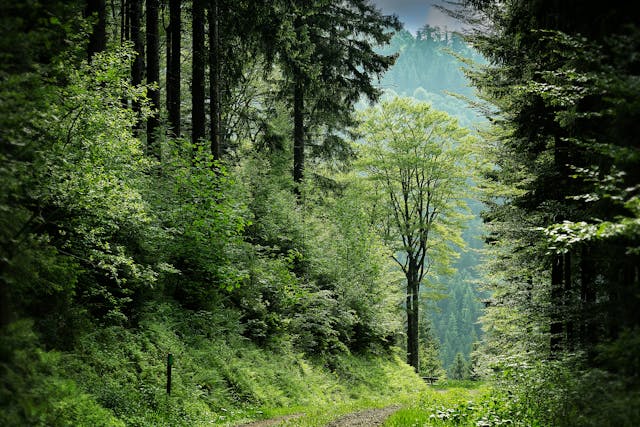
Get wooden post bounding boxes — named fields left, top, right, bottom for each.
left=166, top=353, right=173, bottom=394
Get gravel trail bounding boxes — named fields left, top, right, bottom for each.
left=324, top=405, right=400, bottom=427
left=236, top=413, right=305, bottom=427
left=236, top=405, right=400, bottom=426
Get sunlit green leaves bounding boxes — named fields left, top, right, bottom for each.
left=354, top=97, right=477, bottom=279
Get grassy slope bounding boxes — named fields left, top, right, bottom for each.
left=0, top=301, right=429, bottom=426
left=4, top=299, right=511, bottom=427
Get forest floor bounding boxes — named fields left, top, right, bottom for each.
left=324, top=405, right=401, bottom=426
left=236, top=406, right=400, bottom=427
left=233, top=381, right=487, bottom=426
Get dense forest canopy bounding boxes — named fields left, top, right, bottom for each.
left=1, top=0, right=639, bottom=426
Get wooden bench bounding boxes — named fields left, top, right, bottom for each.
left=422, top=376, right=439, bottom=385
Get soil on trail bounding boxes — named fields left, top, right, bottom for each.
left=325, top=405, right=400, bottom=427
left=236, top=405, right=400, bottom=426
left=236, top=413, right=305, bottom=427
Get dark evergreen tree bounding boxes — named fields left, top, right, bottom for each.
left=450, top=352, right=469, bottom=380
left=146, top=0, right=160, bottom=157
left=208, top=0, right=221, bottom=160
left=166, top=0, right=181, bottom=136
left=191, top=0, right=206, bottom=146
left=465, top=0, right=640, bottom=369
left=85, top=0, right=106, bottom=61
left=130, top=0, right=144, bottom=122
left=277, top=0, right=401, bottom=191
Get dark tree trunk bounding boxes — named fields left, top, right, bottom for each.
left=166, top=5, right=171, bottom=119
left=85, top=0, right=107, bottom=61
left=0, top=264, right=11, bottom=327
left=208, top=0, right=221, bottom=161
left=550, top=254, right=564, bottom=357
left=293, top=73, right=304, bottom=193
left=167, top=0, right=181, bottom=136
left=130, top=0, right=144, bottom=123
left=192, top=0, right=206, bottom=147
left=121, top=0, right=128, bottom=43
left=146, top=0, right=160, bottom=158
left=564, top=251, right=574, bottom=350
left=580, top=245, right=596, bottom=353
left=406, top=270, right=420, bottom=373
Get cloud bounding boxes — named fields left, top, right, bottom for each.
left=372, top=0, right=463, bottom=34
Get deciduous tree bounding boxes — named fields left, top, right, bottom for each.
left=356, top=97, right=475, bottom=372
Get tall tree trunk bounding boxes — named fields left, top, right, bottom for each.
left=550, top=254, right=564, bottom=358
left=406, top=271, right=420, bottom=373
left=580, top=245, right=596, bottom=354
left=192, top=0, right=206, bottom=147
left=208, top=0, right=221, bottom=160
left=130, top=0, right=144, bottom=124
left=167, top=0, right=181, bottom=136
left=146, top=0, right=160, bottom=159
left=85, top=0, right=107, bottom=61
left=564, top=251, right=574, bottom=351
left=121, top=0, right=128, bottom=43
left=293, top=73, right=304, bottom=193
left=0, top=261, right=11, bottom=327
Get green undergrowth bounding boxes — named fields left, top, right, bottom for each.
left=383, top=382, right=513, bottom=427
left=0, top=301, right=428, bottom=426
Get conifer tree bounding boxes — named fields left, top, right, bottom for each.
left=146, top=0, right=160, bottom=157
left=85, top=0, right=106, bottom=61
left=192, top=0, right=206, bottom=147
left=167, top=0, right=181, bottom=136
left=278, top=0, right=400, bottom=191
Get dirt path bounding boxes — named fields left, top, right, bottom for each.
left=236, top=413, right=305, bottom=427
left=325, top=405, right=400, bottom=427
left=235, top=405, right=400, bottom=426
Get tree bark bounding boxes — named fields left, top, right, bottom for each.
left=293, top=73, right=304, bottom=194
left=121, top=0, right=128, bottom=43
left=406, top=273, right=420, bottom=373
left=208, top=0, right=221, bottom=161
left=130, top=0, right=144, bottom=124
left=192, top=0, right=206, bottom=148
left=564, top=251, right=574, bottom=351
left=85, top=0, right=107, bottom=61
left=550, top=254, right=564, bottom=357
left=167, top=0, right=181, bottom=136
left=0, top=264, right=11, bottom=327
left=146, top=0, right=160, bottom=159
left=580, top=245, right=596, bottom=353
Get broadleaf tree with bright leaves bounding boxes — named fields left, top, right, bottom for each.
left=354, top=97, right=477, bottom=372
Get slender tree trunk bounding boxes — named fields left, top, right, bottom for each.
left=580, top=246, right=598, bottom=355
left=121, top=0, right=128, bottom=43
left=208, top=0, right=221, bottom=160
left=564, top=251, right=574, bottom=351
left=550, top=254, right=564, bottom=357
left=85, top=0, right=107, bottom=61
left=192, top=0, right=206, bottom=147
left=406, top=263, right=420, bottom=372
left=167, top=0, right=181, bottom=136
left=0, top=262, right=11, bottom=327
left=166, top=6, right=171, bottom=120
left=130, top=0, right=144, bottom=124
left=146, top=0, right=160, bottom=158
left=293, top=73, right=304, bottom=193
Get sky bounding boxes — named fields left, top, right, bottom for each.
left=372, top=0, right=463, bottom=33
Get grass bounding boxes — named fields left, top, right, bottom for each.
left=1, top=302, right=435, bottom=426
left=2, top=302, right=500, bottom=427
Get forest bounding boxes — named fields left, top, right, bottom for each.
left=0, top=0, right=638, bottom=426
